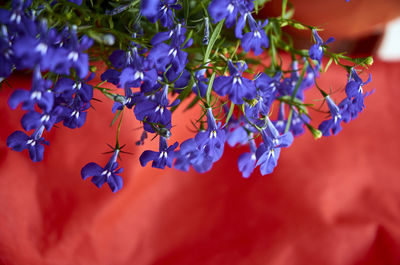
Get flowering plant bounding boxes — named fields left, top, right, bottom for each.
left=1, top=0, right=373, bottom=192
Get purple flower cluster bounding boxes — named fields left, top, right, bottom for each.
left=4, top=1, right=94, bottom=163
left=319, top=69, right=372, bottom=136
left=208, top=0, right=269, bottom=55
left=3, top=0, right=373, bottom=192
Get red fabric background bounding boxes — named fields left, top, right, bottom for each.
left=1, top=59, right=400, bottom=265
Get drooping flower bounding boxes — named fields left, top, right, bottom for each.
left=309, top=29, right=334, bottom=64
left=240, top=15, right=268, bottom=55
left=208, top=0, right=254, bottom=28
left=194, top=108, right=226, bottom=162
left=174, top=138, right=213, bottom=173
left=81, top=149, right=123, bottom=193
left=213, top=60, right=256, bottom=104
left=8, top=66, right=54, bottom=112
left=140, top=136, right=178, bottom=169
left=238, top=136, right=257, bottom=178
left=256, top=118, right=293, bottom=175
left=318, top=95, right=343, bottom=136
left=7, top=125, right=48, bottom=162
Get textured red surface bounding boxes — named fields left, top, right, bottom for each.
left=1, top=59, right=400, bottom=265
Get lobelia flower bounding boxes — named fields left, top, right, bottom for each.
left=226, top=119, right=250, bottom=147
left=238, top=136, right=257, bottom=178
left=342, top=69, right=372, bottom=119
left=309, top=29, right=334, bottom=64
left=208, top=0, right=253, bottom=28
left=134, top=84, right=178, bottom=133
left=318, top=95, right=343, bottom=136
left=240, top=15, right=269, bottom=55
left=256, top=117, right=293, bottom=175
left=174, top=138, right=213, bottom=173
left=7, top=125, right=48, bottom=162
left=8, top=66, right=54, bottom=113
left=46, top=26, right=93, bottom=79
left=0, top=0, right=32, bottom=27
left=194, top=108, right=226, bottom=163
left=192, top=68, right=208, bottom=97
left=141, top=0, right=181, bottom=28
left=140, top=0, right=161, bottom=22
left=62, top=99, right=90, bottom=129
left=54, top=73, right=94, bottom=104
left=140, top=136, right=178, bottom=169
left=81, top=149, right=123, bottom=193
left=118, top=57, right=158, bottom=90
left=21, top=106, right=64, bottom=131
left=213, top=60, right=256, bottom=104
left=147, top=23, right=191, bottom=75
left=12, top=19, right=58, bottom=70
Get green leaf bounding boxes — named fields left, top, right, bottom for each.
left=324, top=57, right=334, bottom=72
left=281, top=0, right=288, bottom=18
left=110, top=110, right=122, bottom=126
left=206, top=72, right=216, bottom=105
left=184, top=0, right=190, bottom=23
left=203, top=19, right=224, bottom=64
left=224, top=102, right=235, bottom=126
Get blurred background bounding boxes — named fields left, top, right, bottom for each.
left=1, top=1, right=400, bottom=265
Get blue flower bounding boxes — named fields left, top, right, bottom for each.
left=7, top=125, right=48, bottom=162
left=174, top=138, right=213, bottom=173
left=213, top=60, right=256, bottom=104
left=147, top=23, right=190, bottom=74
left=208, top=0, right=253, bottom=28
left=192, top=68, right=208, bottom=97
left=141, top=0, right=161, bottom=22
left=226, top=119, right=249, bottom=147
left=309, top=29, right=334, bottom=64
left=21, top=106, right=64, bottom=131
left=256, top=118, right=293, bottom=175
left=318, top=95, right=343, bottom=136
left=8, top=66, right=54, bottom=112
left=240, top=16, right=268, bottom=55
left=81, top=149, right=123, bottom=193
left=141, top=0, right=181, bottom=28
left=237, top=137, right=257, bottom=178
left=194, top=108, right=226, bottom=162
left=134, top=84, right=173, bottom=132
left=0, top=25, right=13, bottom=78
left=46, top=28, right=93, bottom=79
left=140, top=136, right=178, bottom=169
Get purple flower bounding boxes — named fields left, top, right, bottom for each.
left=21, top=106, right=64, bottom=131
left=256, top=118, right=293, bottom=175
left=309, top=29, right=334, bottom=64
left=208, top=0, right=253, bottom=28
left=8, top=66, right=54, bottom=113
left=140, top=136, right=178, bottom=169
left=238, top=137, right=257, bottom=178
left=81, top=149, right=123, bottom=193
left=192, top=68, right=208, bottom=97
left=147, top=23, right=190, bottom=75
left=213, top=60, right=256, bottom=104
left=318, top=95, right=343, bottom=136
left=194, top=108, right=226, bottom=163
left=240, top=16, right=268, bottom=55
left=174, top=138, right=213, bottom=173
left=141, top=0, right=181, bottom=28
left=7, top=125, right=48, bottom=162
left=134, top=84, right=173, bottom=132
left=62, top=100, right=90, bottom=129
